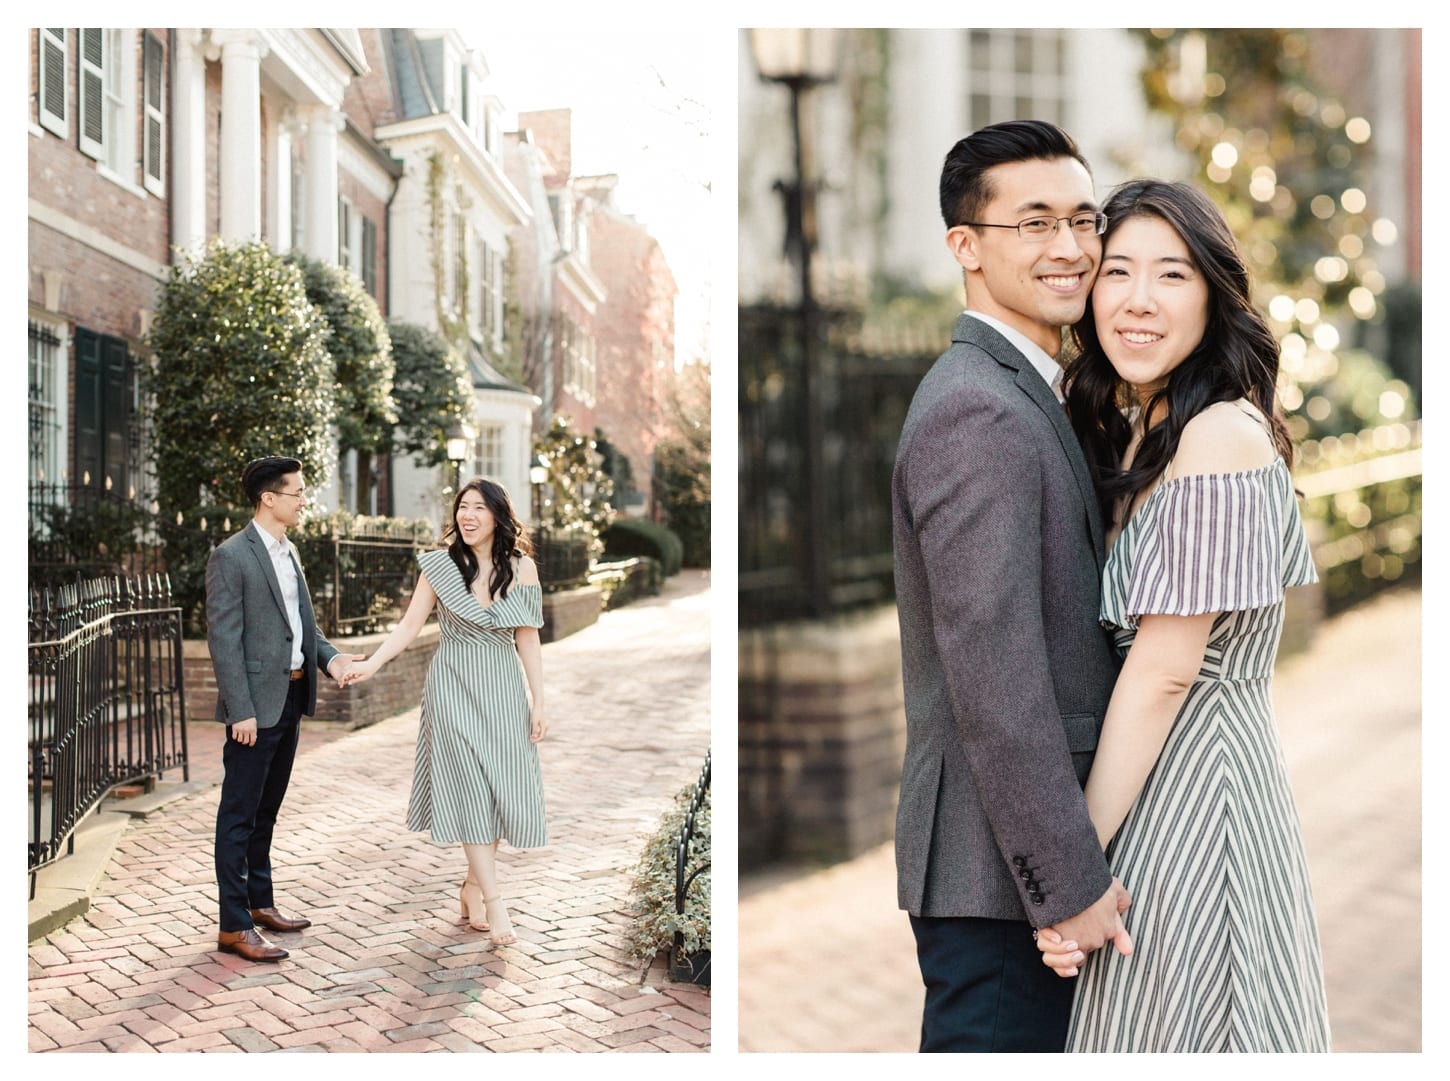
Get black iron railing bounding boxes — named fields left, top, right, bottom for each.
left=28, top=481, right=171, bottom=592
left=533, top=528, right=593, bottom=592
left=28, top=575, right=188, bottom=888
left=740, top=305, right=938, bottom=626
left=671, top=751, right=711, bottom=985
left=293, top=519, right=436, bottom=638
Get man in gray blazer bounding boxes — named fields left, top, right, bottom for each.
left=892, top=121, right=1131, bottom=1051
left=208, top=456, right=357, bottom=961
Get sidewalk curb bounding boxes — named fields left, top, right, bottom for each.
left=28, top=781, right=208, bottom=942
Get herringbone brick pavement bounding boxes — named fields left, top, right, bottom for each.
left=28, top=571, right=712, bottom=1053
left=740, top=584, right=1421, bottom=1052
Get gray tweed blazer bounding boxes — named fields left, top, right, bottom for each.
left=206, top=523, right=339, bottom=727
left=892, top=314, right=1119, bottom=927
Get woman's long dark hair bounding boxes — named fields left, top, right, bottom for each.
left=444, top=478, right=532, bottom=600
left=1064, top=179, right=1293, bottom=529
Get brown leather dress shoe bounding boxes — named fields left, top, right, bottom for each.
left=217, top=928, right=288, bottom=962
left=250, top=906, right=312, bottom=932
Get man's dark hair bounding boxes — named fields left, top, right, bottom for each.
left=241, top=456, right=303, bottom=507
left=939, top=120, right=1091, bottom=229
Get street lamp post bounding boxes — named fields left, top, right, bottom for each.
left=749, top=28, right=841, bottom=619
left=445, top=421, right=471, bottom=500
left=529, top=455, right=550, bottom=527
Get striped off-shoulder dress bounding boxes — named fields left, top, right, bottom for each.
left=405, top=548, right=547, bottom=848
left=1066, top=460, right=1331, bottom=1052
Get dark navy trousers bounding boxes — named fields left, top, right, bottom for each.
left=214, top=678, right=304, bottom=932
left=910, top=914, right=1076, bottom=1052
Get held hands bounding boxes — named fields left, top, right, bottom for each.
left=1037, top=876, right=1135, bottom=978
left=327, top=653, right=368, bottom=687
left=338, top=656, right=380, bottom=687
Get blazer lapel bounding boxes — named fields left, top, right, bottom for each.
left=956, top=316, right=1107, bottom=568
left=245, top=525, right=292, bottom=625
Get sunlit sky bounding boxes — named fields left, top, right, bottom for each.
left=469, top=27, right=724, bottom=367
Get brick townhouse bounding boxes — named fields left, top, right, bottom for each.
left=29, top=29, right=683, bottom=544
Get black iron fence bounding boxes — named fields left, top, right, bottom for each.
left=533, top=528, right=593, bottom=593
left=671, top=750, right=712, bottom=985
left=293, top=517, right=436, bottom=638
left=28, top=575, right=188, bottom=886
left=740, top=304, right=939, bottom=626
left=29, top=481, right=171, bottom=592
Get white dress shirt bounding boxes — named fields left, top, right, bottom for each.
left=251, top=520, right=305, bottom=671
left=963, top=311, right=1066, bottom=403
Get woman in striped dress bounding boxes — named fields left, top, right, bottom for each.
left=1036, top=180, right=1330, bottom=1050
left=344, top=479, right=546, bottom=947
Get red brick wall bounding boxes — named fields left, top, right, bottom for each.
left=28, top=30, right=172, bottom=270
left=586, top=209, right=678, bottom=505
left=182, top=623, right=441, bottom=730
left=517, top=109, right=572, bottom=179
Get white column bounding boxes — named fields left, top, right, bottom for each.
left=303, top=105, right=343, bottom=263
left=170, top=29, right=208, bottom=254
left=270, top=109, right=297, bottom=253
left=213, top=30, right=267, bottom=242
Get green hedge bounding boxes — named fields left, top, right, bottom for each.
left=603, top=519, right=683, bottom=577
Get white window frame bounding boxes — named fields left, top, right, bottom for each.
left=38, top=28, right=68, bottom=137
left=29, top=319, right=70, bottom=495
left=79, top=28, right=141, bottom=190
left=966, top=29, right=1068, bottom=131
left=474, top=423, right=504, bottom=480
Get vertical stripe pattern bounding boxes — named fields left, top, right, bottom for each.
left=1067, top=461, right=1330, bottom=1052
left=405, top=549, right=547, bottom=848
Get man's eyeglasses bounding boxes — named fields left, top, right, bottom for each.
left=958, top=212, right=1108, bottom=242
left=273, top=488, right=308, bottom=501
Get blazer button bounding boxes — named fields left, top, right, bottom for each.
left=1030, top=894, right=1044, bottom=905
left=1019, top=868, right=1033, bottom=880
left=1013, top=857, right=1026, bottom=867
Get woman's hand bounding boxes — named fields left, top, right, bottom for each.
left=1035, top=926, right=1087, bottom=979
left=343, top=657, right=380, bottom=687
left=529, top=705, right=548, bottom=743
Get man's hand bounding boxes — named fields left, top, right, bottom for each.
left=327, top=653, right=366, bottom=687
left=1039, top=877, right=1134, bottom=976
left=229, top=717, right=259, bottom=746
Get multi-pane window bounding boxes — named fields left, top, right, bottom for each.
left=560, top=314, right=596, bottom=405
left=473, top=423, right=504, bottom=480
left=29, top=321, right=64, bottom=493
left=78, top=28, right=136, bottom=179
left=479, top=239, right=504, bottom=346
left=966, top=29, right=1068, bottom=130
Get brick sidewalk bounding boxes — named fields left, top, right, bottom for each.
left=28, top=571, right=712, bottom=1053
left=739, top=584, right=1422, bottom=1052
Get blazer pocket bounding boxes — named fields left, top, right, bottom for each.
left=1063, top=712, right=1100, bottom=787
left=245, top=660, right=263, bottom=674
left=1060, top=712, right=1100, bottom=753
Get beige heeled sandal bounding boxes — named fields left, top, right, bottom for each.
left=458, top=880, right=490, bottom=932
left=482, top=895, right=518, bottom=946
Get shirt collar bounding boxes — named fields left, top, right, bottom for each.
left=962, top=311, right=1065, bottom=402
left=251, top=519, right=289, bottom=557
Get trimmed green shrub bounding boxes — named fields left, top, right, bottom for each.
left=603, top=518, right=682, bottom=577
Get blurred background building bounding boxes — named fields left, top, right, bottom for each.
left=738, top=28, right=1421, bottom=870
